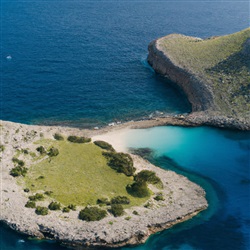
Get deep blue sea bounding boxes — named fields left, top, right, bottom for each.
left=1, top=0, right=249, bottom=250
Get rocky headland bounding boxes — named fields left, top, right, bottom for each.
left=0, top=120, right=207, bottom=249
left=147, top=28, right=250, bottom=130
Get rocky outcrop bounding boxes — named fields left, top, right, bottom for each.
left=147, top=37, right=215, bottom=112
left=147, top=31, right=250, bottom=131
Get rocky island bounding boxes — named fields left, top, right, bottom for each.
left=148, top=28, right=250, bottom=130
left=0, top=120, right=207, bottom=249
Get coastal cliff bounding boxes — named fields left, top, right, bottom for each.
left=147, top=28, right=250, bottom=130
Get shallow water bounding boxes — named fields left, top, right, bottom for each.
left=123, top=126, right=250, bottom=250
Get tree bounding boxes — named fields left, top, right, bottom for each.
left=110, top=204, right=124, bottom=217
left=134, top=170, right=162, bottom=185
left=48, top=147, right=59, bottom=157
left=103, top=152, right=136, bottom=176
left=54, top=133, right=64, bottom=140
left=35, top=206, right=48, bottom=216
left=67, top=136, right=91, bottom=143
left=48, top=201, right=61, bottom=210
left=94, top=141, right=115, bottom=151
left=126, top=181, right=150, bottom=198
left=79, top=207, right=107, bottom=221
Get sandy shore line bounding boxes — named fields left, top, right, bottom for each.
left=1, top=120, right=208, bottom=249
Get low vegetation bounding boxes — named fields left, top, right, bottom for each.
left=126, top=181, right=150, bottom=198
left=54, top=133, right=64, bottom=141
left=0, top=145, right=5, bottom=152
left=10, top=166, right=28, bottom=177
left=67, top=135, right=91, bottom=143
left=44, top=191, right=53, bottom=196
left=21, top=149, right=29, bottom=154
left=62, top=207, right=70, bottom=213
left=79, top=207, right=107, bottom=221
left=134, top=170, right=163, bottom=187
left=17, top=137, right=160, bottom=217
left=103, top=152, right=136, bottom=176
left=24, top=140, right=146, bottom=207
left=154, top=193, right=165, bottom=201
left=36, top=146, right=46, bottom=155
left=160, top=28, right=250, bottom=117
left=97, top=198, right=110, bottom=206
left=28, top=193, right=44, bottom=201
left=47, top=147, right=59, bottom=157
left=12, top=157, right=25, bottom=167
left=25, top=201, right=36, bottom=208
left=48, top=201, right=61, bottom=210
left=94, top=140, right=115, bottom=151
left=110, top=204, right=124, bottom=217
left=35, top=206, right=48, bottom=216
left=111, top=196, right=130, bottom=205
left=68, top=204, right=76, bottom=211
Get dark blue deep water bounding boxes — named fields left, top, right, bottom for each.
left=1, top=1, right=249, bottom=250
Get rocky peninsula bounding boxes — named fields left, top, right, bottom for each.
left=0, top=120, right=207, bottom=249
left=147, top=28, right=250, bottom=130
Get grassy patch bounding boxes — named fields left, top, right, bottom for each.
left=160, top=28, right=250, bottom=117
left=23, top=140, right=147, bottom=207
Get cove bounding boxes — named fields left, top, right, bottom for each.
left=120, top=126, right=250, bottom=250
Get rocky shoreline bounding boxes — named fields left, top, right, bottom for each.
left=147, top=32, right=250, bottom=131
left=1, top=120, right=208, bottom=249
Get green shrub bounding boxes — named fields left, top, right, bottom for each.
left=126, top=181, right=150, bottom=198
left=111, top=196, right=130, bottom=205
left=35, top=206, right=48, bottom=216
left=12, top=157, right=25, bottom=167
left=37, top=175, right=45, bottom=180
left=132, top=210, right=139, bottom=215
left=36, top=146, right=46, bottom=155
left=0, top=145, right=5, bottom=152
left=25, top=201, right=36, bottom=208
left=24, top=188, right=30, bottom=193
left=68, top=204, right=76, bottom=211
left=44, top=191, right=53, bottom=196
left=125, top=216, right=131, bottom=220
left=48, top=201, right=61, bottom=210
left=144, top=202, right=153, bottom=208
left=134, top=170, right=162, bottom=185
left=94, top=141, right=115, bottom=152
left=10, top=166, right=28, bottom=177
left=48, top=147, right=59, bottom=157
left=29, top=193, right=44, bottom=201
left=110, top=204, right=124, bottom=217
left=62, top=207, right=70, bottom=213
left=154, top=193, right=165, bottom=201
left=21, top=149, right=29, bottom=154
left=54, top=133, right=64, bottom=141
left=97, top=198, right=110, bottom=206
left=67, top=135, right=91, bottom=143
left=102, top=152, right=136, bottom=176
left=79, top=207, right=107, bottom=221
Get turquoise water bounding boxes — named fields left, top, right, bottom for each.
left=123, top=126, right=250, bottom=250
